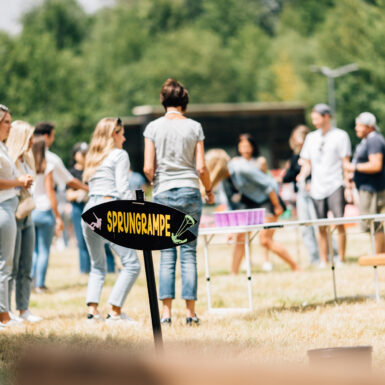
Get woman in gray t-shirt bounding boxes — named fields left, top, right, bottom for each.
left=144, top=79, right=213, bottom=325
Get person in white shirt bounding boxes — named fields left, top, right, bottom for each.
left=30, top=137, right=63, bottom=292
left=0, top=105, right=33, bottom=327
left=6, top=120, right=42, bottom=322
left=33, top=122, right=88, bottom=192
left=298, top=104, right=351, bottom=266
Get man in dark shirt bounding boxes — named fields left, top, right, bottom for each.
left=345, top=112, right=385, bottom=253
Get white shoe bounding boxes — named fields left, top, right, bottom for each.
left=262, top=261, right=273, bottom=272
left=87, top=313, right=104, bottom=323
left=335, top=259, right=344, bottom=268
left=241, top=260, right=253, bottom=272
left=105, top=312, right=138, bottom=325
left=2, top=319, right=23, bottom=328
left=318, top=261, right=327, bottom=269
left=20, top=310, right=42, bottom=323
left=9, top=312, right=24, bottom=323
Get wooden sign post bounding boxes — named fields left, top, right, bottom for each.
left=81, top=190, right=197, bottom=352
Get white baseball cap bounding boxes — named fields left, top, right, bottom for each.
left=356, top=112, right=380, bottom=131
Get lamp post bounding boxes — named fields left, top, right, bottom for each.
left=310, top=63, right=359, bottom=125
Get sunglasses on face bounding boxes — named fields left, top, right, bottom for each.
left=319, top=140, right=325, bottom=154
left=0, top=104, right=9, bottom=112
left=115, top=117, right=123, bottom=133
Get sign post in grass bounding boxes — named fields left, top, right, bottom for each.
left=82, top=189, right=197, bottom=352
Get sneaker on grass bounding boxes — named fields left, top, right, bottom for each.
left=2, top=319, right=24, bottom=328
left=87, top=314, right=104, bottom=323
left=262, top=261, right=273, bottom=272
left=20, top=310, right=42, bottom=323
left=9, top=312, right=24, bottom=323
left=105, top=313, right=138, bottom=325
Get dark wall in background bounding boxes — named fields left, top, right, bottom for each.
left=123, top=103, right=306, bottom=178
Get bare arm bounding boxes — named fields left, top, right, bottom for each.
left=268, top=190, right=283, bottom=217
left=67, top=178, right=89, bottom=192
left=195, top=141, right=214, bottom=204
left=0, top=175, right=33, bottom=190
left=345, top=153, right=383, bottom=174
left=45, top=171, right=63, bottom=233
left=0, top=179, right=23, bottom=190
left=296, top=158, right=311, bottom=182
left=143, top=138, right=156, bottom=183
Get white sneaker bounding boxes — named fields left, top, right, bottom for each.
left=87, top=313, right=104, bottom=323
left=318, top=261, right=327, bottom=269
left=262, top=261, right=273, bottom=272
left=335, top=259, right=344, bottom=268
left=105, top=312, right=138, bottom=325
left=2, top=319, right=23, bottom=328
left=9, top=312, right=24, bottom=323
left=20, top=310, right=42, bottom=323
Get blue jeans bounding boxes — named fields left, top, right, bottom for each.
left=31, top=209, right=55, bottom=288
left=105, top=244, right=116, bottom=273
left=153, top=187, right=202, bottom=300
left=9, top=215, right=34, bottom=311
left=71, top=202, right=91, bottom=273
left=82, top=196, right=140, bottom=307
left=0, top=197, right=18, bottom=313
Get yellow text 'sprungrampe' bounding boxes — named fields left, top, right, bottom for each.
left=107, top=211, right=171, bottom=237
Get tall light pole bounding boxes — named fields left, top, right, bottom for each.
left=310, top=63, right=359, bottom=125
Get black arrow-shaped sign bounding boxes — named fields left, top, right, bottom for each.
left=81, top=199, right=197, bottom=250
left=81, top=192, right=198, bottom=353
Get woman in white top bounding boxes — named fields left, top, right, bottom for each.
left=0, top=105, right=33, bottom=327
left=82, top=117, right=140, bottom=324
left=6, top=121, right=42, bottom=322
left=30, top=136, right=63, bottom=292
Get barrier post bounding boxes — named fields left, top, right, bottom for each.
left=327, top=226, right=337, bottom=301
left=135, top=190, right=163, bottom=353
left=369, top=220, right=380, bottom=302
left=244, top=232, right=253, bottom=311
left=203, top=235, right=212, bottom=311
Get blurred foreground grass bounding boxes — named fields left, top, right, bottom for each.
left=2, top=224, right=385, bottom=383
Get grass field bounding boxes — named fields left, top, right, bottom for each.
left=2, top=224, right=385, bottom=382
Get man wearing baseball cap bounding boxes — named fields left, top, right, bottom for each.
left=297, top=103, right=351, bottom=267
left=345, top=112, right=385, bottom=253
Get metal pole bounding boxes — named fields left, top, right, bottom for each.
left=327, top=226, right=338, bottom=301
left=135, top=190, right=163, bottom=353
left=328, top=76, right=336, bottom=126
left=203, top=235, right=212, bottom=311
left=310, top=63, right=358, bottom=127
left=244, top=232, right=253, bottom=311
left=370, top=220, right=380, bottom=302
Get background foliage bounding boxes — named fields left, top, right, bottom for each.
left=1, top=0, right=384, bottom=162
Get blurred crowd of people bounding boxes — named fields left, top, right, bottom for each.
left=0, top=78, right=384, bottom=328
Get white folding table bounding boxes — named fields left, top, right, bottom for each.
left=199, top=214, right=385, bottom=313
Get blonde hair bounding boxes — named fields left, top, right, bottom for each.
left=6, top=120, right=35, bottom=174
left=202, top=149, right=231, bottom=194
left=289, top=125, right=310, bottom=154
left=83, top=118, right=122, bottom=182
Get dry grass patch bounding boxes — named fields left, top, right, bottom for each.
left=2, top=224, right=385, bottom=380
